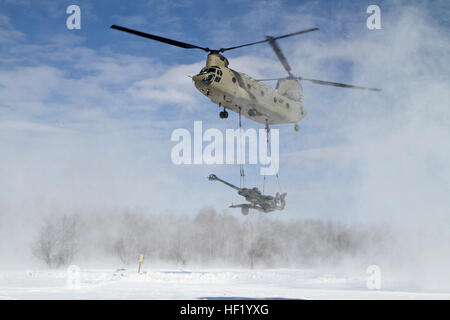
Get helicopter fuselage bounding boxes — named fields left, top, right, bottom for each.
left=192, top=53, right=307, bottom=125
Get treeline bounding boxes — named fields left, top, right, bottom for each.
left=31, top=208, right=390, bottom=268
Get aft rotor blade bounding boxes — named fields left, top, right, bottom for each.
left=110, top=25, right=210, bottom=52
left=256, top=76, right=381, bottom=91
left=266, top=36, right=293, bottom=77
left=255, top=77, right=290, bottom=82
left=220, top=28, right=319, bottom=52
left=299, top=77, right=382, bottom=91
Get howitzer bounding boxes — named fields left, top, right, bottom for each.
left=208, top=174, right=286, bottom=215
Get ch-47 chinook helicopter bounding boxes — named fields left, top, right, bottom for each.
left=111, top=25, right=380, bottom=131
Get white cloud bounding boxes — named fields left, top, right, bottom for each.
left=0, top=13, right=24, bottom=43
left=127, top=61, right=205, bottom=109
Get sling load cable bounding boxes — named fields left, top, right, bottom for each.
left=262, top=120, right=269, bottom=195
left=262, top=121, right=283, bottom=195
left=238, top=107, right=245, bottom=188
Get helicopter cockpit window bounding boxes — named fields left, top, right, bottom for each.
left=202, top=74, right=214, bottom=86
left=199, top=66, right=222, bottom=75
left=199, top=67, right=219, bottom=75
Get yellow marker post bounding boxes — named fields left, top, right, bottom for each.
left=138, top=254, right=144, bottom=273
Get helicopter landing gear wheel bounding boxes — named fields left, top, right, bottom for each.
left=219, top=110, right=229, bottom=119
left=294, top=123, right=300, bottom=132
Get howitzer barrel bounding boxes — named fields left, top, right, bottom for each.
left=208, top=174, right=241, bottom=191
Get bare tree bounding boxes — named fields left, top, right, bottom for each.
left=247, top=236, right=274, bottom=269
left=113, top=237, right=134, bottom=265
left=31, top=208, right=387, bottom=269
left=31, top=217, right=59, bottom=267
left=31, top=214, right=80, bottom=267
left=112, top=212, right=149, bottom=265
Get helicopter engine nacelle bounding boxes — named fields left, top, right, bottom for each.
left=206, top=53, right=229, bottom=68
left=276, top=78, right=303, bottom=102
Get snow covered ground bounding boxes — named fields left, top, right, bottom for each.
left=0, top=267, right=449, bottom=300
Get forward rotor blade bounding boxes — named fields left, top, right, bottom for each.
left=220, top=28, right=319, bottom=52
left=110, top=25, right=209, bottom=52
left=266, top=36, right=293, bottom=77
left=299, top=77, right=381, bottom=91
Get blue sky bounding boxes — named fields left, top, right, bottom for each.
left=0, top=0, right=449, bottom=228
